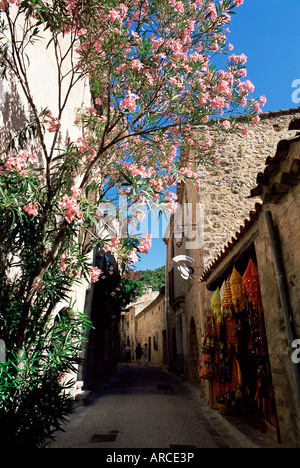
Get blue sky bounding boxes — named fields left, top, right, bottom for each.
left=136, top=0, right=300, bottom=271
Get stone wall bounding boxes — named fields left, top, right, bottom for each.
left=199, top=136, right=300, bottom=447
left=135, top=287, right=167, bottom=366
left=162, top=107, right=300, bottom=411
left=120, top=289, right=165, bottom=364
left=197, top=108, right=300, bottom=267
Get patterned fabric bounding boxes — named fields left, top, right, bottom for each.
left=211, top=287, right=222, bottom=323
left=242, top=258, right=262, bottom=306
left=230, top=267, right=247, bottom=310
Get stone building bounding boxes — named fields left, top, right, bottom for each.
left=198, top=108, right=300, bottom=267
left=163, top=180, right=203, bottom=381
left=120, top=288, right=161, bottom=362
left=198, top=133, right=300, bottom=447
left=162, top=108, right=300, bottom=446
left=134, top=287, right=167, bottom=366
left=164, top=107, right=300, bottom=380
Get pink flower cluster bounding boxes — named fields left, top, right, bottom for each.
left=4, top=150, right=37, bottom=176
left=90, top=266, right=103, bottom=283
left=43, top=110, right=60, bottom=133
left=58, top=253, right=83, bottom=279
left=228, top=53, right=247, bottom=65
left=23, top=201, right=38, bottom=216
left=138, top=233, right=152, bottom=254
left=104, top=237, right=121, bottom=253
left=122, top=270, right=141, bottom=280
left=33, top=281, right=45, bottom=294
left=129, top=248, right=139, bottom=264
left=75, top=136, right=97, bottom=162
left=123, top=162, right=154, bottom=179
left=206, top=3, right=217, bottom=21
left=59, top=253, right=68, bottom=272
left=120, top=91, right=140, bottom=112
left=59, top=187, right=83, bottom=224
left=170, top=1, right=184, bottom=14
left=107, top=3, right=128, bottom=23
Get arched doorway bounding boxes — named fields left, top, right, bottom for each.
left=189, top=317, right=200, bottom=382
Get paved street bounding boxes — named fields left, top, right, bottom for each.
left=48, top=364, right=279, bottom=449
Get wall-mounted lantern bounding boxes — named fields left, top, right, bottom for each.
left=173, top=224, right=184, bottom=247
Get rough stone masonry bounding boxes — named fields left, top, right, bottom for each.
left=196, top=108, right=300, bottom=267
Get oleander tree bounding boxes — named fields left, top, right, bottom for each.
left=0, top=0, right=265, bottom=447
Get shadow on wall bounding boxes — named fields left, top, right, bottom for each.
left=0, top=77, right=28, bottom=150
left=0, top=74, right=64, bottom=161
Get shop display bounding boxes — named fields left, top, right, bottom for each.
left=199, top=258, right=276, bottom=424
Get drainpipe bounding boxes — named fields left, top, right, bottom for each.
left=265, top=210, right=300, bottom=406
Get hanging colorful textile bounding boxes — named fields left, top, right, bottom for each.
left=222, top=277, right=234, bottom=319
left=201, top=316, right=216, bottom=353
left=219, top=319, right=232, bottom=384
left=230, top=267, right=247, bottom=311
left=199, top=317, right=216, bottom=380
left=242, top=258, right=262, bottom=307
left=198, top=352, right=214, bottom=380
left=211, top=287, right=222, bottom=323
left=216, top=318, right=241, bottom=395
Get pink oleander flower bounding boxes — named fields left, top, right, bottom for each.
left=90, top=266, right=103, bottom=283
left=120, top=91, right=140, bottom=112
left=221, top=120, right=231, bottom=130
left=206, top=2, right=217, bottom=21
left=138, top=233, right=152, bottom=254
left=77, top=28, right=87, bottom=37
left=173, top=1, right=184, bottom=13
left=59, top=187, right=83, bottom=223
left=108, top=9, right=121, bottom=22
left=59, top=253, right=68, bottom=272
left=4, top=150, right=36, bottom=174
left=211, top=96, right=225, bottom=110
left=130, top=59, right=144, bottom=71
left=43, top=110, right=60, bottom=133
left=229, top=53, right=247, bottom=65
left=129, top=248, right=139, bottom=263
left=259, top=95, right=267, bottom=106
left=23, top=201, right=38, bottom=216
left=254, top=102, right=262, bottom=113
left=33, top=281, right=45, bottom=294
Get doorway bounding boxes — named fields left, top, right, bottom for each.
left=189, top=317, right=200, bottom=382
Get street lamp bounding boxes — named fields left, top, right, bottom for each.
left=173, top=223, right=198, bottom=248
left=173, top=225, right=184, bottom=247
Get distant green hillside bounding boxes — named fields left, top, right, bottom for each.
left=137, top=265, right=165, bottom=292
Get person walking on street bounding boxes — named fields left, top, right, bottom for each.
left=124, top=345, right=131, bottom=364
left=142, top=343, right=149, bottom=366
left=135, top=343, right=142, bottom=365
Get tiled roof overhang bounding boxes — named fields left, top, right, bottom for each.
left=250, top=135, right=300, bottom=203
left=199, top=202, right=262, bottom=284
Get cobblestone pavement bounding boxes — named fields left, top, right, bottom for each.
left=47, top=364, right=282, bottom=449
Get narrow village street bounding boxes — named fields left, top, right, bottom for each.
left=48, top=364, right=279, bottom=451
